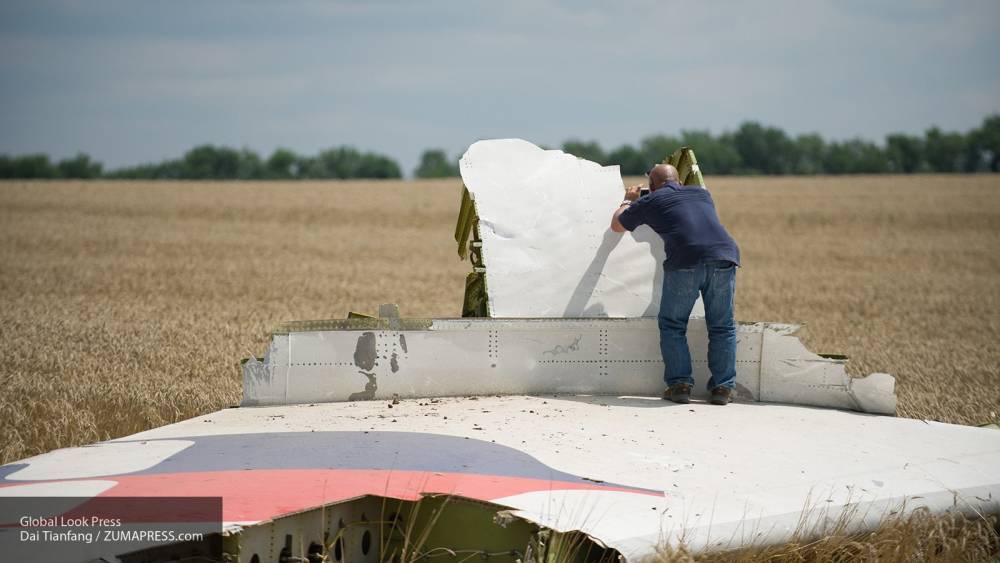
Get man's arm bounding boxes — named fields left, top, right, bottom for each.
left=611, top=185, right=643, bottom=232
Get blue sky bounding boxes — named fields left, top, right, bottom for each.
left=1, top=0, right=998, bottom=175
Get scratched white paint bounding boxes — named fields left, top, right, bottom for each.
left=459, top=138, right=704, bottom=318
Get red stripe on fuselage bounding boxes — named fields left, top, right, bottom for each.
left=1, top=469, right=663, bottom=523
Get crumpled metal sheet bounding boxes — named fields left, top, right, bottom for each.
left=460, top=138, right=704, bottom=318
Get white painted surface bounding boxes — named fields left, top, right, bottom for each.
left=0, top=480, right=117, bottom=499
left=244, top=319, right=895, bottom=415
left=115, top=397, right=1000, bottom=557
left=4, top=440, right=192, bottom=481
left=459, top=139, right=704, bottom=318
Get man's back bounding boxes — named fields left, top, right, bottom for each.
left=610, top=164, right=740, bottom=404
left=618, top=182, right=740, bottom=270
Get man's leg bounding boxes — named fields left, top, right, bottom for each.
left=658, top=266, right=702, bottom=388
left=701, top=261, right=737, bottom=391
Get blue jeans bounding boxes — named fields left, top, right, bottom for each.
left=658, top=260, right=737, bottom=390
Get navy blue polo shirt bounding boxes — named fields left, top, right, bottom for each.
left=618, top=181, right=740, bottom=270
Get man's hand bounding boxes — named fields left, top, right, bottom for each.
left=624, top=184, right=643, bottom=202
left=611, top=186, right=641, bottom=233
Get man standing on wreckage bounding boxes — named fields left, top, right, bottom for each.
left=610, top=164, right=741, bottom=405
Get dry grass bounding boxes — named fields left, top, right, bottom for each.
left=0, top=175, right=998, bottom=462
left=705, top=175, right=1000, bottom=425
left=652, top=508, right=999, bottom=562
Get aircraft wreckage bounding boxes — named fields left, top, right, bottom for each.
left=1, top=140, right=997, bottom=563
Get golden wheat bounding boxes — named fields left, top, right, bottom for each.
left=651, top=508, right=998, bottom=562
left=0, top=175, right=997, bottom=466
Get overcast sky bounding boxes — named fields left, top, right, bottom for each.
left=1, top=0, right=998, bottom=175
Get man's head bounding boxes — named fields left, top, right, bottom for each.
left=647, top=164, right=680, bottom=191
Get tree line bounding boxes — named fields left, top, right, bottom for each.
left=556, top=113, right=999, bottom=176
left=2, top=114, right=998, bottom=180
left=420, top=114, right=999, bottom=177
left=0, top=145, right=403, bottom=180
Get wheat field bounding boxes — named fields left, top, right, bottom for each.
left=0, top=175, right=998, bottom=467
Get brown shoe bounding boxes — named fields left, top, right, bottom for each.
left=710, top=386, right=732, bottom=405
left=663, top=383, right=692, bottom=404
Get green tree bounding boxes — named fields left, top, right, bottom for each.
left=561, top=139, right=606, bottom=164
left=56, top=153, right=103, bottom=179
left=639, top=135, right=682, bottom=167
left=266, top=148, right=298, bottom=179
left=885, top=134, right=927, bottom=173
left=414, top=149, right=459, bottom=178
left=101, top=144, right=401, bottom=180
left=358, top=153, right=402, bottom=179
left=606, top=144, right=647, bottom=175
left=824, top=139, right=888, bottom=174
left=297, top=147, right=401, bottom=179
left=792, top=134, right=826, bottom=175
left=731, top=121, right=797, bottom=174
left=922, top=127, right=966, bottom=172
left=140, top=159, right=185, bottom=179
left=316, top=147, right=361, bottom=178
left=294, top=155, right=320, bottom=179
left=966, top=114, right=1000, bottom=172
left=182, top=145, right=241, bottom=179
left=163, top=160, right=187, bottom=178
left=0, top=154, right=56, bottom=178
left=236, top=149, right=263, bottom=180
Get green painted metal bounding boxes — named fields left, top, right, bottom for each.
left=462, top=272, right=489, bottom=317
left=455, top=186, right=477, bottom=259
left=381, top=496, right=538, bottom=563
left=221, top=531, right=240, bottom=562
left=665, top=146, right=706, bottom=187
left=347, top=311, right=377, bottom=319
left=381, top=495, right=618, bottom=563
left=469, top=240, right=484, bottom=269
left=455, top=184, right=490, bottom=317
left=189, top=494, right=618, bottom=563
